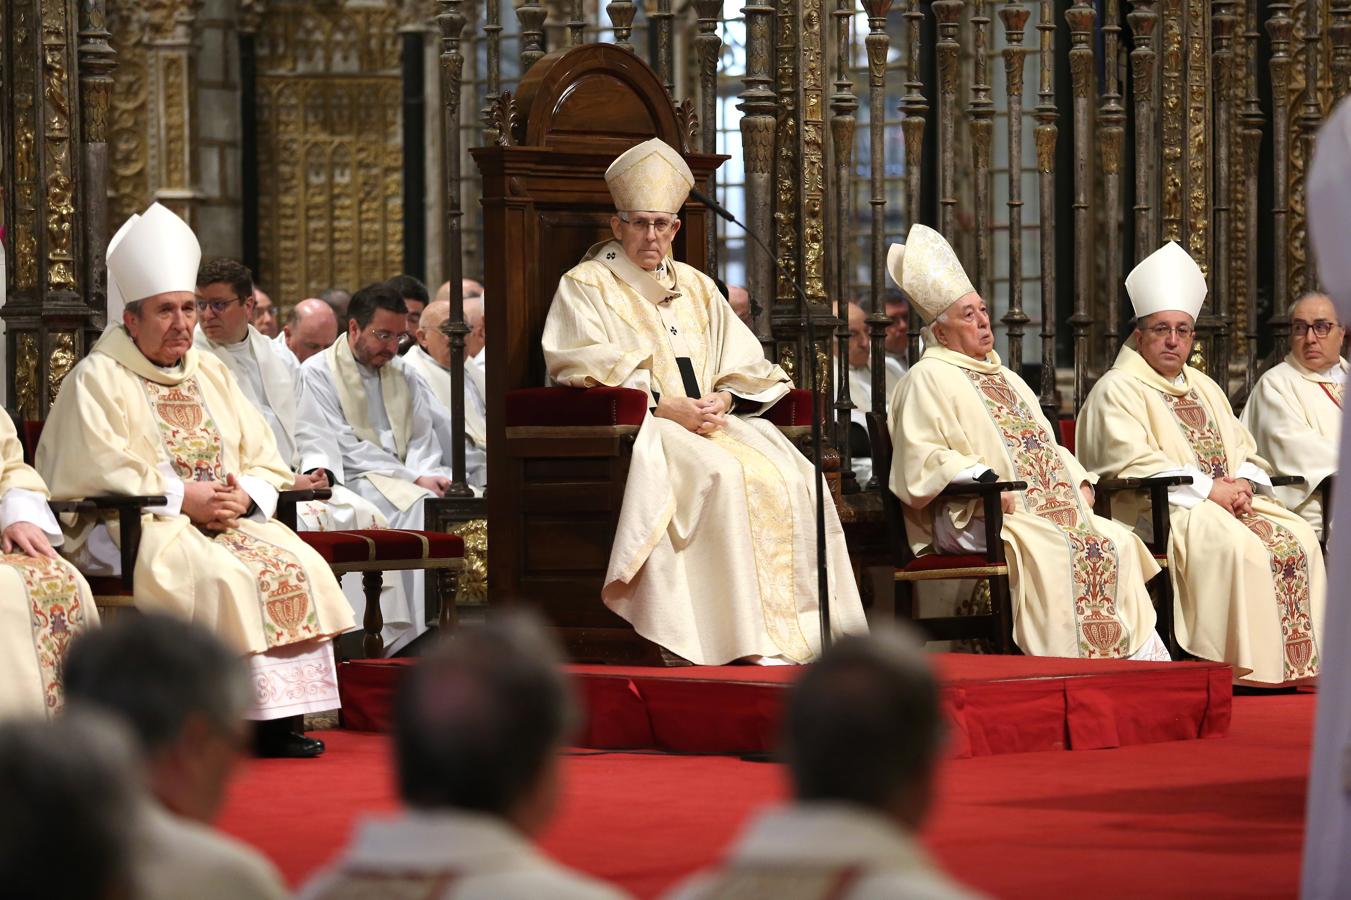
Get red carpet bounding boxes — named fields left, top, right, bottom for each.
left=218, top=692, right=1312, bottom=898
left=338, top=654, right=1232, bottom=756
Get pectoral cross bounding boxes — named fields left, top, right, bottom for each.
left=669, top=325, right=678, bottom=335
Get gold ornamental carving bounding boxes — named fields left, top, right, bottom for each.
left=1160, top=0, right=1185, bottom=244
left=161, top=53, right=189, bottom=190
left=14, top=4, right=41, bottom=291
left=447, top=517, right=487, bottom=604
left=254, top=3, right=404, bottom=302
left=47, top=333, right=78, bottom=408
left=107, top=0, right=152, bottom=234
left=15, top=334, right=40, bottom=423
left=1183, top=0, right=1210, bottom=270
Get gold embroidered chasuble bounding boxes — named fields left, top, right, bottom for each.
left=1076, top=342, right=1325, bottom=684
left=541, top=242, right=868, bottom=664
left=889, top=345, right=1161, bottom=658
left=0, top=413, right=96, bottom=718
left=37, top=327, right=354, bottom=656
left=1240, top=355, right=1346, bottom=538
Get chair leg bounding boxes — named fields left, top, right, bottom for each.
left=895, top=579, right=915, bottom=622
left=1156, top=574, right=1181, bottom=660
left=437, top=568, right=459, bottom=631
left=362, top=571, right=385, bottom=658
left=991, top=575, right=1017, bottom=654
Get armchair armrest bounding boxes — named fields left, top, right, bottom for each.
left=275, top=488, right=333, bottom=531
left=1269, top=474, right=1306, bottom=488
left=937, top=480, right=1027, bottom=564
left=1092, top=475, right=1194, bottom=554
left=56, top=494, right=167, bottom=591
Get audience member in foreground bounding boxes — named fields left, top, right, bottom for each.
left=64, top=614, right=289, bottom=900
left=0, top=712, right=141, bottom=900
left=1241, top=291, right=1344, bottom=540
left=300, top=615, right=629, bottom=900
left=669, top=629, right=983, bottom=899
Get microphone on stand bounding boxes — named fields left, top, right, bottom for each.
left=688, top=186, right=833, bottom=654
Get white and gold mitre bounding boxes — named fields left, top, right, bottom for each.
left=106, top=202, right=201, bottom=321
left=885, top=224, right=977, bottom=322
left=605, top=138, right=694, bottom=214
left=1125, top=241, right=1206, bottom=321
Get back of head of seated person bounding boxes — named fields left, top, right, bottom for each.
left=0, top=711, right=142, bottom=900
left=62, top=613, right=253, bottom=824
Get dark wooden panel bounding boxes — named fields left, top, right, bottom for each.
left=522, top=457, right=616, bottom=481
left=521, top=514, right=614, bottom=572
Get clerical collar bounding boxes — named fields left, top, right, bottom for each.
left=154, top=361, right=184, bottom=374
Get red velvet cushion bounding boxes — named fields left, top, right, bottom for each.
left=901, top=553, right=1002, bottom=573
left=1058, top=417, right=1075, bottom=454
left=505, top=386, right=648, bottom=427
left=331, top=529, right=465, bottom=562
left=762, top=388, right=816, bottom=427
left=298, top=531, right=379, bottom=565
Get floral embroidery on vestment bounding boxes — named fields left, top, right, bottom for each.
left=964, top=370, right=1129, bottom=658
left=142, top=376, right=320, bottom=649
left=1320, top=382, right=1343, bottom=409
left=14, top=553, right=88, bottom=714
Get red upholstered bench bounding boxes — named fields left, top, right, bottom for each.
left=504, top=386, right=817, bottom=430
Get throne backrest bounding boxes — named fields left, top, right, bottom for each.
left=471, top=43, right=725, bottom=428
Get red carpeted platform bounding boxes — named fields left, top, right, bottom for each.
left=338, top=654, right=1231, bottom=757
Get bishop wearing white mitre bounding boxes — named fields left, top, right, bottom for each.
left=1240, top=291, right=1344, bottom=541
left=1077, top=241, right=1325, bottom=686
left=542, top=137, right=868, bottom=665
left=887, top=224, right=1167, bottom=661
left=37, top=203, right=354, bottom=752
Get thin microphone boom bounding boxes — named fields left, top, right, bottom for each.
left=688, top=186, right=832, bottom=655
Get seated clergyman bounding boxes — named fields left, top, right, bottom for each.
left=887, top=224, right=1167, bottom=661
left=403, top=297, right=487, bottom=491
left=1076, top=241, right=1325, bottom=686
left=541, top=137, right=868, bottom=665
left=1240, top=292, right=1344, bottom=540
left=37, top=202, right=354, bottom=756
left=0, top=411, right=97, bottom=719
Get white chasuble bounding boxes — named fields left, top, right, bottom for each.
left=0, top=413, right=97, bottom=719
left=888, top=345, right=1160, bottom=659
left=37, top=326, right=354, bottom=658
left=542, top=241, right=867, bottom=665
left=1240, top=355, right=1345, bottom=539
left=1077, top=342, right=1325, bottom=685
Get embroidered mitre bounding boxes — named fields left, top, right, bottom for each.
left=1125, top=241, right=1206, bottom=321
left=106, top=202, right=201, bottom=321
left=605, top=138, right=694, bottom=214
left=885, top=224, right=977, bottom=323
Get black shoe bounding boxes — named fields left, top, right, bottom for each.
left=254, top=719, right=325, bottom=758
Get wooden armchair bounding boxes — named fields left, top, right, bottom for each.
left=473, top=43, right=817, bottom=662
left=866, top=412, right=1024, bottom=653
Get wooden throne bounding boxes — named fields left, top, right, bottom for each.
left=474, top=44, right=813, bottom=663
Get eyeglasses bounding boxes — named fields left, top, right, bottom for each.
left=1145, top=323, right=1195, bottom=340
left=1292, top=320, right=1340, bottom=338
left=369, top=329, right=407, bottom=343
left=618, top=213, right=678, bottom=235
left=194, top=297, right=244, bottom=314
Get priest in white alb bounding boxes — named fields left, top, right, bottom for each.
left=1240, top=291, right=1343, bottom=540
left=296, top=281, right=457, bottom=650
left=1076, top=241, right=1325, bottom=686
left=193, top=258, right=407, bottom=635
left=0, top=413, right=98, bottom=719
left=403, top=297, right=487, bottom=491
left=886, top=224, right=1166, bottom=660
left=276, top=297, right=339, bottom=368
left=36, top=202, right=355, bottom=756
left=541, top=137, right=867, bottom=665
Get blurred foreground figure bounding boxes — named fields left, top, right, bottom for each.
left=64, top=614, right=288, bottom=900
left=0, top=713, right=140, bottom=900
left=301, top=615, right=629, bottom=900
left=1301, top=97, right=1351, bottom=900
left=669, top=629, right=983, bottom=899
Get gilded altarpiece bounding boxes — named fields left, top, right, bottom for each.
left=252, top=2, right=405, bottom=303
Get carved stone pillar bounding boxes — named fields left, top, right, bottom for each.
left=738, top=0, right=776, bottom=348
left=1, top=0, right=101, bottom=418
